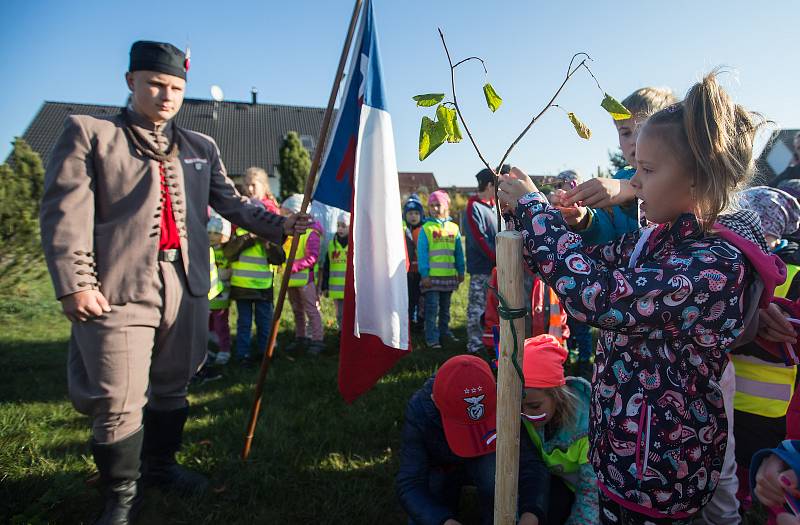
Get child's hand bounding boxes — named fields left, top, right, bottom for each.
left=498, top=167, right=539, bottom=213
left=457, top=275, right=465, bottom=286
left=518, top=512, right=539, bottom=525
left=563, top=178, right=635, bottom=208
left=421, top=277, right=432, bottom=288
left=759, top=303, right=798, bottom=344
left=755, top=453, right=800, bottom=508
left=558, top=206, right=588, bottom=227
left=778, top=513, right=800, bottom=525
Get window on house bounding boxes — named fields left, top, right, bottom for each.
left=300, top=134, right=316, bottom=152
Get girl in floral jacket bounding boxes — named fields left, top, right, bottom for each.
left=498, top=72, right=785, bottom=524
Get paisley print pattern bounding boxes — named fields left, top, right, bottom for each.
left=514, top=192, right=755, bottom=518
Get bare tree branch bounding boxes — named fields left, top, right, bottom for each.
left=437, top=28, right=494, bottom=175
left=495, top=53, right=591, bottom=171
left=453, top=56, right=488, bottom=73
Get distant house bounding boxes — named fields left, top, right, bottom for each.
left=756, top=129, right=800, bottom=183
left=398, top=171, right=438, bottom=199
left=14, top=96, right=326, bottom=196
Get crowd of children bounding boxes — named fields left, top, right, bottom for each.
left=396, top=71, right=800, bottom=525
left=199, top=167, right=336, bottom=377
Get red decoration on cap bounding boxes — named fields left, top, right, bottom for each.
left=184, top=47, right=191, bottom=73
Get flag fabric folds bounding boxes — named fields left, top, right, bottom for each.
left=313, top=0, right=410, bottom=403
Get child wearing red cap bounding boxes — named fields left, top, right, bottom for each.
left=521, top=334, right=597, bottom=524
left=396, top=355, right=548, bottom=525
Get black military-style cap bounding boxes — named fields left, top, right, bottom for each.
left=129, top=41, right=189, bottom=80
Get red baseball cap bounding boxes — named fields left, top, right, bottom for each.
left=433, top=355, right=497, bottom=458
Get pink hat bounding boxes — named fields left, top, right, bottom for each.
left=428, top=190, right=450, bottom=207
left=523, top=334, right=568, bottom=388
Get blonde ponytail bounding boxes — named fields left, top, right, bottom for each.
left=646, top=70, right=767, bottom=230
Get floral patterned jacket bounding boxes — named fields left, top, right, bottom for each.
left=513, top=192, right=782, bottom=519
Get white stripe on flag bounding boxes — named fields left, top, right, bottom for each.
left=352, top=104, right=409, bottom=350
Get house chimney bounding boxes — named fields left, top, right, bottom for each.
left=251, top=87, right=258, bottom=105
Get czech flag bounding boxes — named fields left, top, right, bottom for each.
left=314, top=0, right=410, bottom=403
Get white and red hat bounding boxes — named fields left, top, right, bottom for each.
left=433, top=355, right=497, bottom=458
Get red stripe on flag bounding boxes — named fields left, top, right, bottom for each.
left=337, top=192, right=409, bottom=403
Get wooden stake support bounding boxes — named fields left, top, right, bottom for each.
left=493, top=231, right=525, bottom=524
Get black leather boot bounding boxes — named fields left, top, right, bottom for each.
left=141, top=405, right=208, bottom=495
left=91, top=428, right=143, bottom=525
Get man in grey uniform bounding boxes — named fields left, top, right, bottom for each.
left=40, top=41, right=310, bottom=524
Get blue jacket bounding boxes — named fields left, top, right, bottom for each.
left=579, top=167, right=639, bottom=246
left=396, top=377, right=549, bottom=525
left=464, top=196, right=498, bottom=275
left=417, top=217, right=465, bottom=278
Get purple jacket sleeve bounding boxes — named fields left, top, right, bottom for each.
left=514, top=192, right=748, bottom=341
left=291, top=229, right=321, bottom=273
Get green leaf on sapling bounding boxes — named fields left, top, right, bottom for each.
left=419, top=116, right=448, bottom=160
left=436, top=105, right=462, bottom=143
left=413, top=93, right=446, bottom=107
left=483, top=83, right=503, bottom=112
left=568, top=112, right=592, bottom=139
left=601, top=93, right=633, bottom=120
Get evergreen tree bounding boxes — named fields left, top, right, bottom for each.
left=609, top=148, right=628, bottom=172
left=278, top=131, right=311, bottom=200
left=0, top=138, right=45, bottom=250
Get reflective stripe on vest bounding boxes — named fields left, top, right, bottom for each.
left=423, top=220, right=459, bottom=277
left=523, top=419, right=589, bottom=492
left=210, top=247, right=231, bottom=309
left=288, top=229, right=314, bottom=288
left=732, top=353, right=796, bottom=417
left=208, top=247, right=224, bottom=300
left=327, top=238, right=348, bottom=299
left=230, top=227, right=274, bottom=289
left=732, top=273, right=798, bottom=417
left=775, top=264, right=800, bottom=299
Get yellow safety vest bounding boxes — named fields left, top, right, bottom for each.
left=775, top=264, right=800, bottom=299
left=209, top=246, right=231, bottom=310
left=422, top=220, right=459, bottom=278
left=327, top=237, right=347, bottom=300
left=523, top=419, right=590, bottom=492
left=732, top=264, right=799, bottom=418
left=208, top=247, right=224, bottom=300
left=286, top=228, right=319, bottom=288
left=230, top=228, right=274, bottom=290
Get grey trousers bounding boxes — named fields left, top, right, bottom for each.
left=68, top=261, right=208, bottom=444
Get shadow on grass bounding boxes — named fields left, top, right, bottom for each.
left=1, top=321, right=475, bottom=524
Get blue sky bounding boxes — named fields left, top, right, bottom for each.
left=1, top=0, right=797, bottom=186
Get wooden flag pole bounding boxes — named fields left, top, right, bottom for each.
left=241, top=0, right=364, bottom=461
left=493, top=231, right=526, bottom=524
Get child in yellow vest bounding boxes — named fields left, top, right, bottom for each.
left=521, top=334, right=597, bottom=525
left=281, top=195, right=326, bottom=355
left=208, top=212, right=233, bottom=365
left=224, top=176, right=285, bottom=365
left=418, top=190, right=465, bottom=349
left=322, top=212, right=350, bottom=329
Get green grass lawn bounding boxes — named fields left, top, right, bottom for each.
left=0, top=260, right=769, bottom=524
left=0, top=260, right=474, bottom=524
